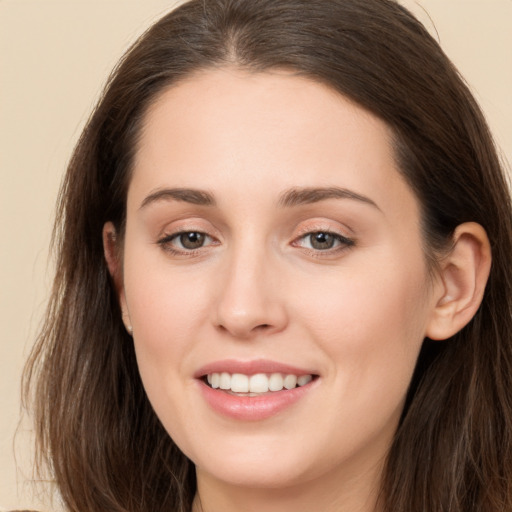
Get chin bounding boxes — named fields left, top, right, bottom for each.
left=185, top=432, right=339, bottom=491
left=196, top=458, right=314, bottom=490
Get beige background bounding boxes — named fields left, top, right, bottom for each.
left=1, top=1, right=510, bottom=510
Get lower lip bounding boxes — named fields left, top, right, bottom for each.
left=197, top=379, right=317, bottom=421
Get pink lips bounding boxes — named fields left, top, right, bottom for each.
left=195, top=359, right=318, bottom=421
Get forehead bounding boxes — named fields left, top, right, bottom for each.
left=131, top=68, right=418, bottom=219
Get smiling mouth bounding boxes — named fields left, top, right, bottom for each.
left=203, top=372, right=318, bottom=395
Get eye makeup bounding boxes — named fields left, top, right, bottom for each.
left=157, top=229, right=219, bottom=256
left=155, top=223, right=355, bottom=261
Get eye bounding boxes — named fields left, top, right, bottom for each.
left=158, top=231, right=214, bottom=252
left=176, top=232, right=208, bottom=250
left=296, top=231, right=354, bottom=251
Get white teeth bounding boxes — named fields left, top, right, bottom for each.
left=249, top=373, right=269, bottom=393
left=297, top=375, right=313, bottom=386
left=231, top=373, right=249, bottom=393
left=205, top=372, right=314, bottom=393
left=268, top=373, right=284, bottom=391
left=219, top=372, right=231, bottom=390
left=283, top=374, right=297, bottom=390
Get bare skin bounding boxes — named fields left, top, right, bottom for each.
left=104, top=68, right=491, bottom=512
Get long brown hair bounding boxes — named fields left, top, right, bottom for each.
left=23, top=1, right=512, bottom=511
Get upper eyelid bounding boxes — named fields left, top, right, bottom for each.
left=157, top=219, right=220, bottom=238
left=157, top=229, right=354, bottom=253
left=158, top=230, right=217, bottom=244
left=156, top=231, right=218, bottom=256
left=155, top=218, right=356, bottom=244
left=157, top=226, right=351, bottom=240
left=293, top=231, right=354, bottom=247
left=293, top=221, right=354, bottom=238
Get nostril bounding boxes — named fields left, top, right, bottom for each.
left=255, top=323, right=271, bottom=331
left=216, top=322, right=272, bottom=338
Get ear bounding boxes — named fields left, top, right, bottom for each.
left=103, top=222, right=133, bottom=335
left=426, top=222, right=491, bottom=341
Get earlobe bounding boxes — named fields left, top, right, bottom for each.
left=426, top=222, right=491, bottom=341
left=102, top=222, right=132, bottom=334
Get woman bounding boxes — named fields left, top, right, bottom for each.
left=23, top=0, right=512, bottom=511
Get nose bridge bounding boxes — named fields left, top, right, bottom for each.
left=214, top=233, right=287, bottom=338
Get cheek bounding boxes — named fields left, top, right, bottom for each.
left=301, top=255, right=427, bottom=321
left=284, top=260, right=430, bottom=462
left=294, top=251, right=430, bottom=396
left=122, top=245, right=213, bottom=391
left=124, top=233, right=214, bottom=329
left=123, top=257, right=215, bottom=442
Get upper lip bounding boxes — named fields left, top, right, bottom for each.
left=194, top=359, right=318, bottom=379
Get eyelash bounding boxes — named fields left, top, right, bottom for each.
left=157, top=231, right=218, bottom=256
left=291, top=230, right=355, bottom=256
left=156, top=229, right=355, bottom=257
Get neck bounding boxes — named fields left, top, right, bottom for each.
left=191, top=459, right=384, bottom=512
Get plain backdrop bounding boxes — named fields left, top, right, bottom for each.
left=1, top=1, right=511, bottom=510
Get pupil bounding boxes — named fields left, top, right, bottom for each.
left=311, top=232, right=334, bottom=250
left=180, top=232, right=205, bottom=249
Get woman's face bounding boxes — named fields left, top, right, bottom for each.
left=118, top=69, right=440, bottom=491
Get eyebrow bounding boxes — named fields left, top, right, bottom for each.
left=139, top=186, right=380, bottom=211
left=139, top=188, right=216, bottom=209
left=278, top=186, right=381, bottom=210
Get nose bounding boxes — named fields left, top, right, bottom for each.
left=213, top=247, right=288, bottom=339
